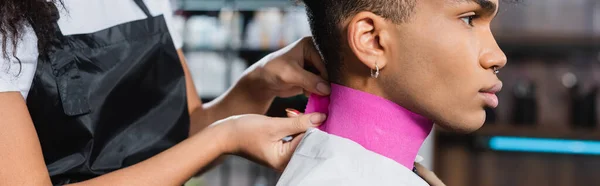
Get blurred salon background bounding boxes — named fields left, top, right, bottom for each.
left=169, top=0, right=600, bottom=185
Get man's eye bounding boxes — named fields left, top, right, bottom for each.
left=461, top=16, right=476, bottom=27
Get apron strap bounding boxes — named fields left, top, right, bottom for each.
left=133, top=0, right=152, bottom=18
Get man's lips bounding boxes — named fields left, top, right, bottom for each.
left=480, top=82, right=503, bottom=94
left=479, top=82, right=503, bottom=108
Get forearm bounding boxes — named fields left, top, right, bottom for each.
left=189, top=71, right=274, bottom=135
left=68, top=125, right=226, bottom=186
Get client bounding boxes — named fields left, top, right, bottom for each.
left=278, top=0, right=507, bottom=185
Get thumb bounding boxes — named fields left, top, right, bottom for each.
left=274, top=113, right=326, bottom=136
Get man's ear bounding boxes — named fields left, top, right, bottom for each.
left=347, top=11, right=390, bottom=71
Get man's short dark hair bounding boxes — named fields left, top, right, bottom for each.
left=302, top=0, right=416, bottom=82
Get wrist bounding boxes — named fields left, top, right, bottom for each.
left=202, top=120, right=236, bottom=155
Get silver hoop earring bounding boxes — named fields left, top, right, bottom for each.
left=371, top=63, right=380, bottom=78
left=493, top=66, right=500, bottom=74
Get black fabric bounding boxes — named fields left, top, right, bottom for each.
left=133, top=0, right=152, bottom=17
left=26, top=1, right=189, bottom=185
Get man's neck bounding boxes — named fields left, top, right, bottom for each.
left=305, top=83, right=433, bottom=169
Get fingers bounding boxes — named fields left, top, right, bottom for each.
left=276, top=57, right=330, bottom=96
left=287, top=67, right=331, bottom=96
left=283, top=109, right=303, bottom=142
left=415, top=163, right=446, bottom=186
left=272, top=113, right=326, bottom=136
left=301, top=37, right=328, bottom=80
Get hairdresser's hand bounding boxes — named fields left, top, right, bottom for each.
left=415, top=162, right=446, bottom=186
left=245, top=37, right=330, bottom=99
left=214, top=113, right=326, bottom=172
left=197, top=37, right=328, bottom=133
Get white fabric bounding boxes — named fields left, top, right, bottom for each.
left=277, top=128, right=430, bottom=186
left=0, top=0, right=182, bottom=98
left=0, top=25, right=39, bottom=98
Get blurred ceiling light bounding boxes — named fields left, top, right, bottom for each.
left=488, top=136, right=600, bottom=155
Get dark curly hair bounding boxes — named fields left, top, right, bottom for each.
left=1, top=0, right=63, bottom=69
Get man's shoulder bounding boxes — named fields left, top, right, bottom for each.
left=277, top=129, right=430, bottom=186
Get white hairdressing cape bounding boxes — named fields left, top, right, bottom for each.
left=277, top=128, right=430, bottom=186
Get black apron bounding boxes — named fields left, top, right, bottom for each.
left=26, top=1, right=189, bottom=184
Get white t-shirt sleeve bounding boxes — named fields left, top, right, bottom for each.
left=0, top=25, right=38, bottom=98
left=0, top=57, right=37, bottom=98
left=0, top=72, right=19, bottom=93
left=0, top=37, right=19, bottom=94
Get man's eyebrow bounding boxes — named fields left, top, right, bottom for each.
left=469, top=0, right=499, bottom=17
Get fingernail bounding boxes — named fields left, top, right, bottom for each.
left=285, top=108, right=300, bottom=116
left=309, top=113, right=326, bottom=125
left=316, top=82, right=331, bottom=95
